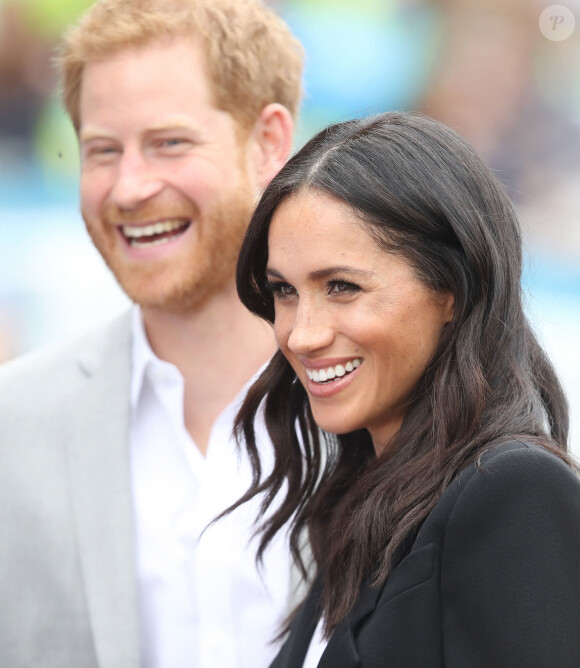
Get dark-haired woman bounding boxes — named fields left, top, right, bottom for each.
left=231, top=112, right=580, bottom=666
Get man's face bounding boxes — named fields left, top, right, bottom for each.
left=79, top=38, right=258, bottom=312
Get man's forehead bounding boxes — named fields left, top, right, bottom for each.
left=77, top=38, right=223, bottom=133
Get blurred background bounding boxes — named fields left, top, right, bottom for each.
left=1, top=0, right=579, bottom=454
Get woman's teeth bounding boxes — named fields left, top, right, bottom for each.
left=306, top=358, right=361, bottom=383
left=122, top=219, right=190, bottom=248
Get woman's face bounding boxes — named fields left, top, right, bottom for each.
left=266, top=190, right=454, bottom=452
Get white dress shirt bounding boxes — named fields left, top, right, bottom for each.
left=129, top=308, right=293, bottom=668
left=302, top=617, right=328, bottom=668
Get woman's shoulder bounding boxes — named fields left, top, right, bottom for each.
left=456, top=439, right=577, bottom=495
left=417, top=447, right=580, bottom=667
left=416, top=440, right=580, bottom=548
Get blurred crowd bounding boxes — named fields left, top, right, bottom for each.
left=1, top=0, right=579, bottom=444
left=2, top=0, right=580, bottom=215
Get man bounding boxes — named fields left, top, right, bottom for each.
left=0, top=1, right=303, bottom=666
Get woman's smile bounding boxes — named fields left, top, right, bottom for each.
left=303, top=357, right=362, bottom=383
left=303, top=358, right=363, bottom=398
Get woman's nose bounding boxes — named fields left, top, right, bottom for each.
left=286, top=305, right=335, bottom=355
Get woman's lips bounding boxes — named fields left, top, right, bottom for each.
left=305, top=357, right=361, bottom=383
left=304, top=358, right=363, bottom=398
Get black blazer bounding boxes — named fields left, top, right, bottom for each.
left=271, top=441, right=580, bottom=667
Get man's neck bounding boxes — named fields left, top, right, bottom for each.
left=141, top=286, right=276, bottom=455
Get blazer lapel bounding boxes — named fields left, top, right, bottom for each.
left=318, top=575, right=379, bottom=668
left=66, top=312, right=140, bottom=668
left=320, top=531, right=418, bottom=668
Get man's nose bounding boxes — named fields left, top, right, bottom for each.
left=110, top=150, right=164, bottom=210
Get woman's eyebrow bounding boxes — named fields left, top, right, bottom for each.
left=266, top=265, right=374, bottom=281
left=265, top=267, right=284, bottom=279
left=307, top=266, right=374, bottom=281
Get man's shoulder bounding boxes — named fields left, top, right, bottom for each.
left=0, top=311, right=133, bottom=394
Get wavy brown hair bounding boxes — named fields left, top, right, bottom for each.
left=230, top=112, right=572, bottom=634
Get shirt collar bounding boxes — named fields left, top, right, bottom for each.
left=130, top=306, right=157, bottom=411
left=130, top=304, right=273, bottom=419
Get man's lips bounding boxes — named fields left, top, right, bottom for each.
left=118, top=219, right=191, bottom=248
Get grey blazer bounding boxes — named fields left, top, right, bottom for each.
left=0, top=312, right=140, bottom=668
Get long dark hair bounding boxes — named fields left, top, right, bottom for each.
left=232, top=112, right=571, bottom=633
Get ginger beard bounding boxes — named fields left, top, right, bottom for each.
left=82, top=175, right=255, bottom=313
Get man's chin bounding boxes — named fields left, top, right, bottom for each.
left=119, top=278, right=225, bottom=315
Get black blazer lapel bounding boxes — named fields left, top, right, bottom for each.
left=318, top=574, right=379, bottom=668
left=319, top=531, right=418, bottom=668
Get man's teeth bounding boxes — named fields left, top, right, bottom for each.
left=306, top=358, right=361, bottom=383
left=130, top=237, right=174, bottom=248
left=122, top=219, right=189, bottom=247
left=122, top=220, right=186, bottom=238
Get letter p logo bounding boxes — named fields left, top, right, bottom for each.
left=539, top=5, right=576, bottom=41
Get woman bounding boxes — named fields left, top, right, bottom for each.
left=231, top=112, right=580, bottom=666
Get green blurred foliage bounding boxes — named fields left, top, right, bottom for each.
left=35, top=94, right=80, bottom=178
left=18, top=0, right=93, bottom=38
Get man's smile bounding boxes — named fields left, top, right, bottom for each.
left=120, top=219, right=191, bottom=248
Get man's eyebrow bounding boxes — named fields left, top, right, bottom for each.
left=144, top=117, right=204, bottom=140
left=79, top=127, right=113, bottom=143
left=146, top=120, right=199, bottom=133
left=79, top=119, right=203, bottom=143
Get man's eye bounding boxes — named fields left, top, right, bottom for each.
left=81, top=145, right=121, bottom=165
left=161, top=138, right=187, bottom=148
left=85, top=145, right=119, bottom=157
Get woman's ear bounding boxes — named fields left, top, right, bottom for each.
left=247, top=103, right=294, bottom=190
left=441, top=292, right=455, bottom=324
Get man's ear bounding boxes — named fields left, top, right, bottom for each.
left=248, top=103, right=294, bottom=190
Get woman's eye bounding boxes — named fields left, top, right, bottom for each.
left=327, top=280, right=361, bottom=295
left=268, top=281, right=297, bottom=299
